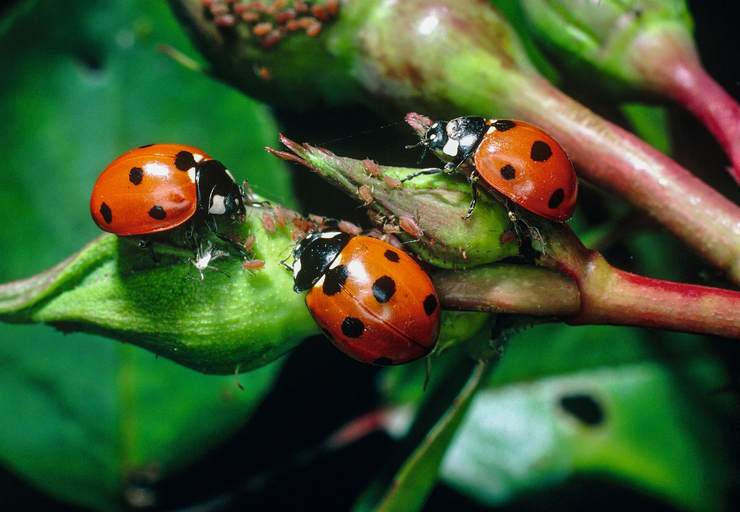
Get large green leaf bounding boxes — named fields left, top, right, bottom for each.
left=0, top=0, right=294, bottom=508
left=380, top=324, right=728, bottom=511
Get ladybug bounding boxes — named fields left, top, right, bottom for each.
left=412, top=117, right=577, bottom=222
left=90, top=143, right=245, bottom=236
left=292, top=232, right=441, bottom=365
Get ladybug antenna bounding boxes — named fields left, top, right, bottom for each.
left=417, top=144, right=429, bottom=164
left=404, top=138, right=430, bottom=164
left=404, top=140, right=424, bottom=150
left=316, top=120, right=406, bottom=146
left=279, top=252, right=294, bottom=272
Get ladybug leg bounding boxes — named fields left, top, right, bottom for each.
left=212, top=229, right=251, bottom=259
left=400, top=167, right=444, bottom=183
left=137, top=239, right=159, bottom=263
left=279, top=254, right=293, bottom=272
left=183, top=219, right=203, bottom=252
left=464, top=172, right=480, bottom=219
left=199, top=215, right=250, bottom=258
left=241, top=180, right=271, bottom=208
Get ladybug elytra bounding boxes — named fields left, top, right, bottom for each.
left=292, top=232, right=440, bottom=365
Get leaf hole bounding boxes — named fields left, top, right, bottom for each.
left=76, top=48, right=105, bottom=73
left=559, top=393, right=605, bottom=427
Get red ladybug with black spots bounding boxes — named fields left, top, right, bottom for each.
left=411, top=117, right=577, bottom=222
left=292, top=232, right=440, bottom=366
left=90, top=143, right=245, bottom=237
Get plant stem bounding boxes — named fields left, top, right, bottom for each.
left=432, top=265, right=580, bottom=317
left=630, top=28, right=740, bottom=185
left=506, top=77, right=740, bottom=284
left=541, top=223, right=740, bottom=338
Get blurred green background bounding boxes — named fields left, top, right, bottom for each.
left=0, top=1, right=738, bottom=510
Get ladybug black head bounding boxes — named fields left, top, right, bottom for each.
left=422, top=117, right=487, bottom=165
left=292, top=231, right=351, bottom=292
left=423, top=121, right=448, bottom=153
left=196, top=159, right=246, bottom=219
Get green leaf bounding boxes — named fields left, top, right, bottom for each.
left=0, top=0, right=296, bottom=508
left=379, top=325, right=728, bottom=511
left=0, top=339, right=281, bottom=510
left=376, top=361, right=489, bottom=512
left=511, top=0, right=694, bottom=94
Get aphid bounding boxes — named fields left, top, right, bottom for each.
left=253, top=21, right=273, bottom=36
left=383, top=175, right=402, bottom=189
left=338, top=220, right=362, bottom=236
left=363, top=158, right=381, bottom=177
left=358, top=185, right=374, bottom=205
left=399, top=216, right=423, bottom=239
left=262, top=211, right=276, bottom=232
left=242, top=258, right=266, bottom=270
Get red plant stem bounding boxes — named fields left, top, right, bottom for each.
left=541, top=224, right=740, bottom=339
left=631, top=30, right=740, bottom=185
left=511, top=77, right=740, bottom=284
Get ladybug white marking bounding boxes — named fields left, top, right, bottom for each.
left=442, top=138, right=459, bottom=157
left=292, top=258, right=302, bottom=279
left=193, top=153, right=204, bottom=163
left=320, top=231, right=343, bottom=239
left=209, top=194, right=227, bottom=215
left=461, top=134, right=478, bottom=147
left=225, top=169, right=236, bottom=182
left=187, top=168, right=196, bottom=182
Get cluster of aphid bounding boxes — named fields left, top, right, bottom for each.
left=89, top=114, right=577, bottom=367
left=202, top=0, right=339, bottom=48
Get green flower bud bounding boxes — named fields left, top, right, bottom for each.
left=0, top=204, right=318, bottom=374
left=170, top=0, right=536, bottom=116
left=271, top=136, right=519, bottom=269
left=513, top=0, right=694, bottom=94
left=169, top=0, right=362, bottom=109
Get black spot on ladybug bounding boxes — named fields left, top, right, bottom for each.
left=322, top=264, right=348, bottom=296
left=174, top=151, right=196, bottom=171
left=148, top=206, right=166, bottom=220
left=374, top=357, right=393, bottom=366
left=100, top=202, right=112, bottom=224
left=493, top=119, right=516, bottom=131
left=384, top=249, right=400, bottom=262
left=129, top=167, right=143, bottom=185
left=500, top=164, right=516, bottom=180
left=548, top=188, right=565, bottom=209
left=423, top=294, right=438, bottom=316
left=530, top=141, right=552, bottom=162
left=341, top=317, right=364, bottom=338
left=559, top=393, right=605, bottom=426
left=372, top=276, right=396, bottom=303
left=138, top=143, right=154, bottom=149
